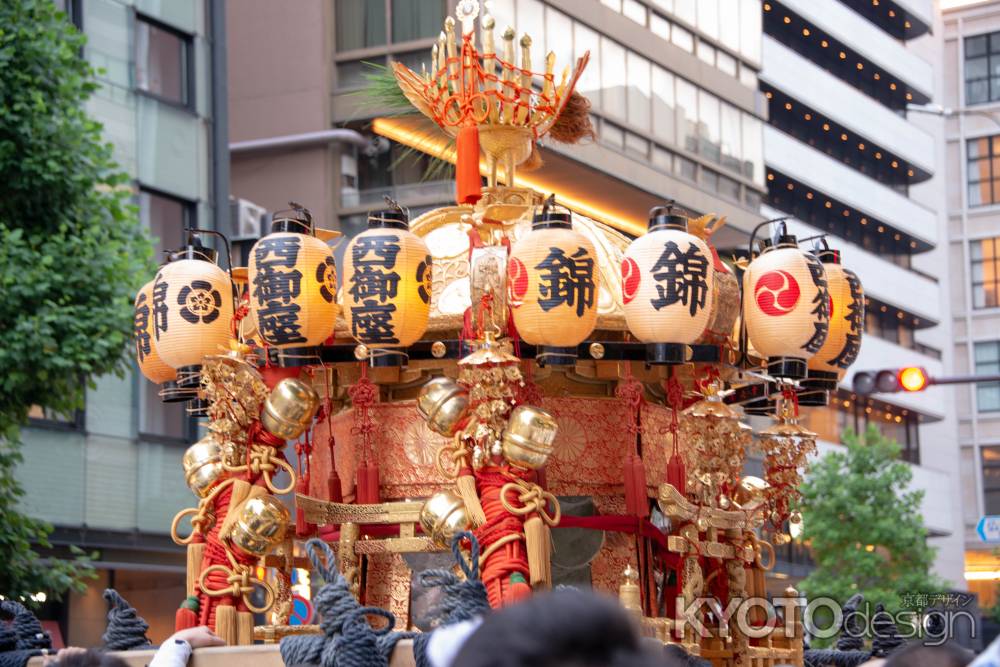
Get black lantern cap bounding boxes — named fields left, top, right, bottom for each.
left=813, top=238, right=841, bottom=264
left=760, top=221, right=797, bottom=252
left=368, top=195, right=410, bottom=230
left=168, top=232, right=218, bottom=264
left=532, top=194, right=572, bottom=229
left=271, top=201, right=314, bottom=234
left=648, top=202, right=688, bottom=232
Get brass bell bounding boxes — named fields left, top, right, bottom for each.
left=182, top=433, right=231, bottom=498
left=734, top=475, right=770, bottom=511
left=229, top=495, right=291, bottom=556
left=501, top=405, right=558, bottom=470
left=261, top=378, right=321, bottom=440
left=417, top=377, right=470, bottom=437
left=419, top=490, right=470, bottom=547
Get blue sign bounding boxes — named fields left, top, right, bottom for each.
left=977, top=515, right=1000, bottom=543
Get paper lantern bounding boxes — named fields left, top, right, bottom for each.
left=154, top=244, right=234, bottom=376
left=508, top=201, right=598, bottom=364
left=805, top=247, right=864, bottom=388
left=342, top=206, right=432, bottom=363
left=622, top=207, right=714, bottom=363
left=742, top=234, right=830, bottom=379
left=248, top=210, right=339, bottom=362
left=134, top=279, right=177, bottom=386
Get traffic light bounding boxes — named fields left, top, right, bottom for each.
left=853, top=367, right=931, bottom=395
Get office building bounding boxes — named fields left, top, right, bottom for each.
left=757, top=0, right=965, bottom=583
left=17, top=0, right=229, bottom=646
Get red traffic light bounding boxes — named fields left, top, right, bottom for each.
left=898, top=366, right=929, bottom=392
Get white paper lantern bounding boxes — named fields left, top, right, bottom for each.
left=622, top=208, right=715, bottom=360
left=742, top=235, right=830, bottom=379
left=807, top=248, right=864, bottom=384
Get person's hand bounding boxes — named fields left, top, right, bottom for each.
left=43, top=647, right=86, bottom=665
left=170, top=626, right=226, bottom=649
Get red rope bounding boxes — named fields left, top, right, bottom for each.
left=475, top=467, right=530, bottom=608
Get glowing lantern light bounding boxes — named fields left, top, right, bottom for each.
left=622, top=206, right=714, bottom=363
left=742, top=229, right=830, bottom=379
left=508, top=197, right=599, bottom=365
left=342, top=201, right=432, bottom=365
left=154, top=237, right=235, bottom=390
left=133, top=278, right=178, bottom=390
left=248, top=205, right=340, bottom=366
left=802, top=245, right=864, bottom=403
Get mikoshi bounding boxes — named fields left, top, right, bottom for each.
left=140, top=3, right=866, bottom=665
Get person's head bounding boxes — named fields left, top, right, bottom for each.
left=882, top=642, right=974, bottom=667
left=452, top=588, right=691, bottom=667
left=50, top=648, right=130, bottom=667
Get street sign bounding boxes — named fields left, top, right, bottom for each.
left=977, top=515, right=1000, bottom=543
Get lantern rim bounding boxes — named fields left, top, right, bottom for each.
left=766, top=356, right=808, bottom=380
left=759, top=234, right=798, bottom=252
left=167, top=243, right=219, bottom=264
left=647, top=210, right=688, bottom=233
left=817, top=248, right=842, bottom=264
left=270, top=216, right=313, bottom=235
left=367, top=208, right=409, bottom=230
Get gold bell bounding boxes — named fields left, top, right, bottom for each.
left=229, top=495, right=291, bottom=556
left=182, top=433, right=231, bottom=498
left=501, top=405, right=558, bottom=470
left=734, top=476, right=770, bottom=511
left=417, top=377, right=470, bottom=437
left=261, top=378, right=321, bottom=440
left=419, top=491, right=470, bottom=547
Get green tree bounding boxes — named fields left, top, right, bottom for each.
left=798, top=425, right=943, bottom=616
left=0, top=0, right=152, bottom=604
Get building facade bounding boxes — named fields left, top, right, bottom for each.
left=757, top=0, right=966, bottom=585
left=942, top=0, right=1000, bottom=606
left=17, top=0, right=228, bottom=646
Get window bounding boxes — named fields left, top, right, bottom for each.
left=976, top=342, right=1000, bottom=412
left=391, top=0, right=443, bottom=43
left=972, top=237, right=1000, bottom=308
left=968, top=137, right=1000, bottom=207
left=28, top=400, right=84, bottom=430
left=139, top=189, right=194, bottom=259
left=965, top=32, right=1000, bottom=105
left=336, top=0, right=387, bottom=51
left=983, top=447, right=1000, bottom=514
left=135, top=16, right=191, bottom=107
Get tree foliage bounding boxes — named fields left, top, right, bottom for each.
left=0, top=0, right=152, bottom=604
left=798, top=425, right=943, bottom=615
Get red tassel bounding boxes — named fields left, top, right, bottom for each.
left=505, top=573, right=532, bottom=604
left=667, top=453, right=686, bottom=496
left=456, top=124, right=482, bottom=205
left=356, top=461, right=370, bottom=504
left=175, top=597, right=199, bottom=631
left=296, top=475, right=315, bottom=538
left=624, top=454, right=648, bottom=517
left=328, top=469, right=343, bottom=503
left=365, top=462, right=381, bottom=504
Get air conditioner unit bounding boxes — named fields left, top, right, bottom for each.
left=230, top=198, right=268, bottom=241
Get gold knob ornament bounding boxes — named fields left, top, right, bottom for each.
left=419, top=490, right=470, bottom=547
left=182, top=433, right=231, bottom=498
left=229, top=495, right=291, bottom=556
left=501, top=405, right=558, bottom=469
left=261, top=378, right=321, bottom=440
left=417, top=377, right=471, bottom=437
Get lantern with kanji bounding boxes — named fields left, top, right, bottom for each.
left=508, top=198, right=599, bottom=365
left=154, top=238, right=235, bottom=388
left=622, top=206, right=715, bottom=364
left=742, top=230, right=830, bottom=379
left=342, top=202, right=432, bottom=365
left=802, top=245, right=864, bottom=399
left=134, top=278, right=178, bottom=391
left=248, top=205, right=340, bottom=366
